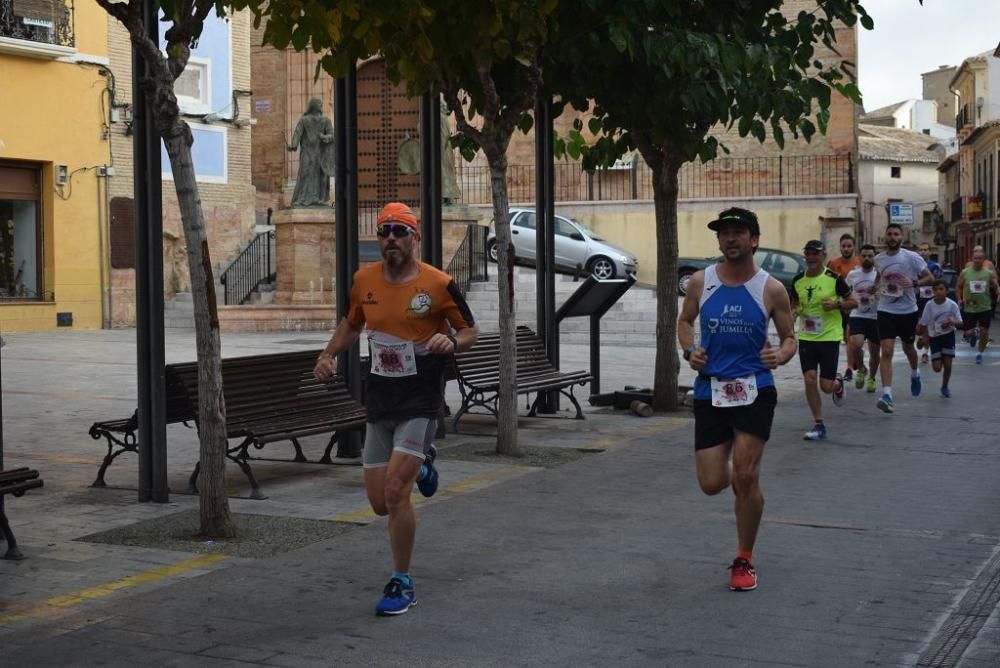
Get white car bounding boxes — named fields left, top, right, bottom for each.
left=486, top=208, right=638, bottom=280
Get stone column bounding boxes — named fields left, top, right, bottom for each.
left=272, top=208, right=337, bottom=304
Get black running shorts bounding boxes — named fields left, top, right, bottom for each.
left=694, top=386, right=778, bottom=451
left=849, top=317, right=879, bottom=343
left=962, top=309, right=992, bottom=330
left=798, top=340, right=840, bottom=379
left=877, top=311, right=919, bottom=344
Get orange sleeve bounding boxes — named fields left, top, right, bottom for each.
left=346, top=272, right=366, bottom=328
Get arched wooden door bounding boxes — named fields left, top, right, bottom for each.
left=356, top=59, right=421, bottom=236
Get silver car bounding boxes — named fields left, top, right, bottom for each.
left=487, top=208, right=638, bottom=280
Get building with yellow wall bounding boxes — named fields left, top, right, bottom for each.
left=0, top=0, right=109, bottom=331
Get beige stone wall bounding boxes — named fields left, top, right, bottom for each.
left=106, top=11, right=257, bottom=326
left=250, top=27, right=289, bottom=194
left=468, top=195, right=858, bottom=285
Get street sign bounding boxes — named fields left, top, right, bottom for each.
left=889, top=202, right=914, bottom=225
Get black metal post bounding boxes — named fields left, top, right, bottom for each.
left=0, top=331, right=5, bottom=537
left=590, top=313, right=601, bottom=395
left=535, top=97, right=558, bottom=412
left=133, top=0, right=168, bottom=502
left=420, top=92, right=443, bottom=267
left=335, top=67, right=363, bottom=458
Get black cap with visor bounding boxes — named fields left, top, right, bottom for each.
left=707, top=207, right=761, bottom=237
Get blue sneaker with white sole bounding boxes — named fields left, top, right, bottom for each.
left=803, top=423, right=827, bottom=441
left=910, top=375, right=921, bottom=396
left=375, top=578, right=416, bottom=616
left=941, top=386, right=951, bottom=398
left=416, top=445, right=438, bottom=498
left=877, top=393, right=894, bottom=413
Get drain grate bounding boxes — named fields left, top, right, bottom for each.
left=916, top=549, right=1000, bottom=667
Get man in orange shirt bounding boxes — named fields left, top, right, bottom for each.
left=314, top=202, right=479, bottom=616
left=827, top=233, right=862, bottom=376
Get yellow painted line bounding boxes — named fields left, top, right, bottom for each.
left=332, top=465, right=531, bottom=523
left=0, top=553, right=228, bottom=625
left=584, top=417, right=690, bottom=450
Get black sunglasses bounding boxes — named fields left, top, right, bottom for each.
left=376, top=224, right=413, bottom=238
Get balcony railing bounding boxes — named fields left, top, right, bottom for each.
left=455, top=153, right=854, bottom=206
left=0, top=0, right=74, bottom=48
left=951, top=194, right=996, bottom=223
left=956, top=104, right=971, bottom=133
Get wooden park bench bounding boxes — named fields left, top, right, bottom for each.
left=451, top=326, right=592, bottom=432
left=89, top=350, right=367, bottom=499
left=1, top=467, right=44, bottom=560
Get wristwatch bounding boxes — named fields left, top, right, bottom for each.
left=683, top=344, right=697, bottom=361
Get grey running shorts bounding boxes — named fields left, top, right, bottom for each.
left=362, top=417, right=437, bottom=468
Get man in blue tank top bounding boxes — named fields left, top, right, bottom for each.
left=678, top=207, right=797, bottom=592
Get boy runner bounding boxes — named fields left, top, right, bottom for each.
left=916, top=280, right=963, bottom=397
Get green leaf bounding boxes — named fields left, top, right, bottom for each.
left=772, top=124, right=785, bottom=149
left=517, top=113, right=534, bottom=134
left=588, top=117, right=602, bottom=135
left=859, top=14, right=874, bottom=30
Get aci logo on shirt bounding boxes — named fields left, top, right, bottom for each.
left=722, top=304, right=743, bottom=316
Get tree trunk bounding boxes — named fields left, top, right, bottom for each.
left=485, top=149, right=520, bottom=456
left=651, top=156, right=682, bottom=411
left=162, top=124, right=234, bottom=538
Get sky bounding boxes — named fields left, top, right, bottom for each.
left=857, top=0, right=1000, bottom=112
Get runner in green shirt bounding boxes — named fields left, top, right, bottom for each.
left=957, top=248, right=1000, bottom=364
left=790, top=240, right=856, bottom=440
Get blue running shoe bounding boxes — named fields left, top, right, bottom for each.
left=910, top=375, right=921, bottom=396
left=941, top=386, right=951, bottom=398
left=976, top=353, right=983, bottom=365
left=877, top=393, right=894, bottom=413
left=375, top=578, right=416, bottom=616
left=416, top=445, right=439, bottom=498
left=970, top=331, right=978, bottom=348
left=803, top=423, right=827, bottom=441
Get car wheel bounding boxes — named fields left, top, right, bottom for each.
left=588, top=256, right=616, bottom=280
left=487, top=239, right=498, bottom=263
left=678, top=269, right=695, bottom=296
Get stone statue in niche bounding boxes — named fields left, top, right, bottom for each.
left=394, top=100, right=462, bottom=204
left=287, top=98, right=335, bottom=207
left=440, top=102, right=461, bottom=204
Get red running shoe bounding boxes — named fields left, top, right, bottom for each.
left=728, top=557, right=758, bottom=591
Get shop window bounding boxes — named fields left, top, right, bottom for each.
left=0, top=163, right=42, bottom=300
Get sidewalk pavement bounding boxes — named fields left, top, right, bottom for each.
left=1, top=328, right=999, bottom=666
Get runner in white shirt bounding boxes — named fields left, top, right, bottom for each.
left=872, top=223, right=935, bottom=414
left=845, top=244, right=880, bottom=393
left=916, top=280, right=964, bottom=397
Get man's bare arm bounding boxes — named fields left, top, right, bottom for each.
left=314, top=319, right=364, bottom=378
left=766, top=279, right=797, bottom=367
left=678, top=271, right=708, bottom=370
left=677, top=271, right=704, bottom=352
